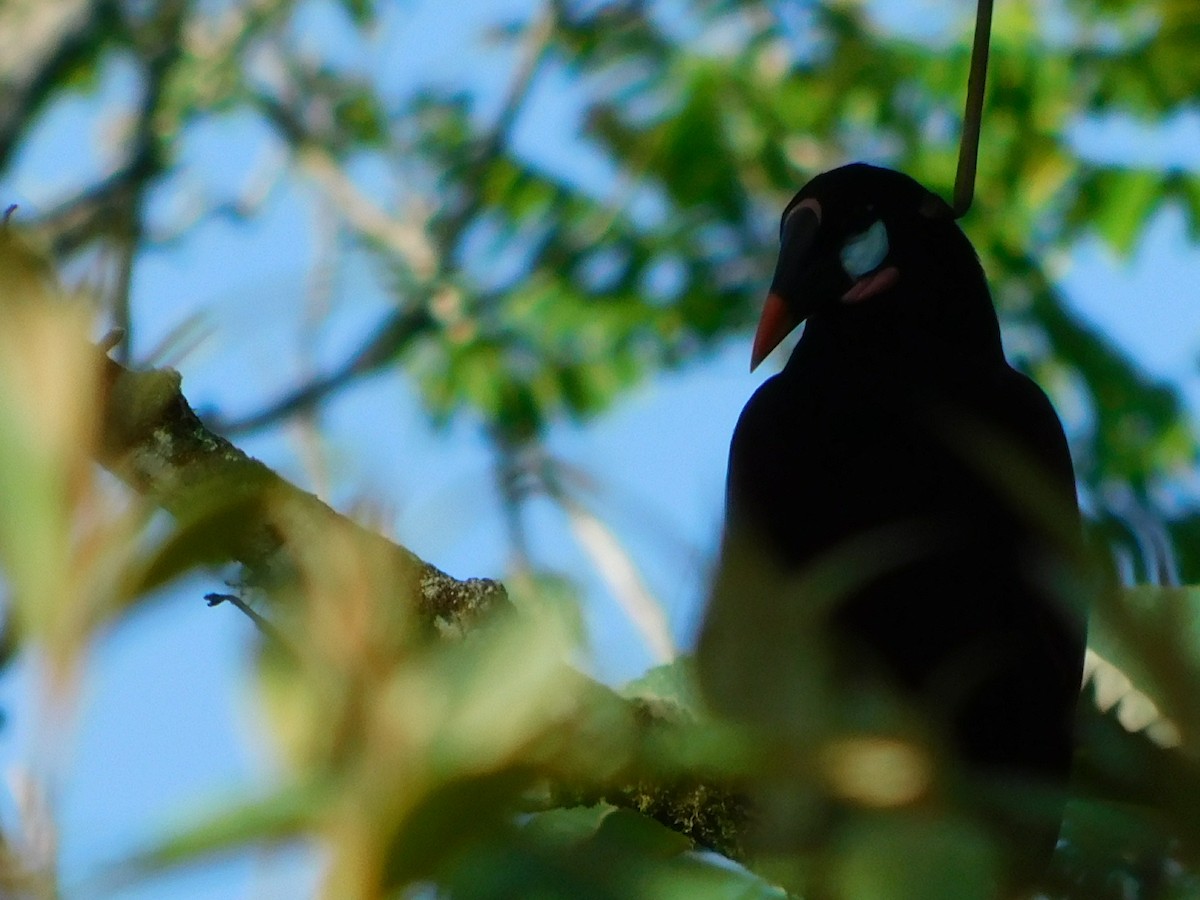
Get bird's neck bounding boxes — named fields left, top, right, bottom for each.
left=789, top=287, right=1007, bottom=388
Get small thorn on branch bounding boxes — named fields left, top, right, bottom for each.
left=98, top=328, right=127, bottom=354
left=205, top=592, right=284, bottom=644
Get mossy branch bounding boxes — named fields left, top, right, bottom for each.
left=92, top=348, right=753, bottom=858
left=95, top=351, right=507, bottom=634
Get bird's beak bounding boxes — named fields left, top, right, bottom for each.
left=751, top=203, right=821, bottom=371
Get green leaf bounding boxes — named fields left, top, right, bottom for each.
left=1076, top=167, right=1163, bottom=256
left=829, top=815, right=1000, bottom=900
left=621, top=657, right=705, bottom=718
left=335, top=0, right=374, bottom=25
left=111, top=779, right=325, bottom=880
left=1090, top=585, right=1200, bottom=740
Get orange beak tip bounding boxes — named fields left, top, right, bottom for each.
left=750, top=292, right=794, bottom=373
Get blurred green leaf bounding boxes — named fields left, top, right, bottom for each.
left=1090, top=585, right=1200, bottom=741
left=829, top=814, right=1000, bottom=900
left=1072, top=168, right=1163, bottom=256
left=621, top=657, right=706, bottom=718
left=116, top=779, right=325, bottom=876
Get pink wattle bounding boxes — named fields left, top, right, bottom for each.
left=841, top=266, right=900, bottom=304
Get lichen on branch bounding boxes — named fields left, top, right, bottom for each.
left=95, top=351, right=508, bottom=632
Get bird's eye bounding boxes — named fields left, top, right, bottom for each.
left=840, top=219, right=889, bottom=279
left=780, top=197, right=822, bottom=238
left=780, top=205, right=804, bottom=237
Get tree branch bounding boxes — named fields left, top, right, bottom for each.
left=93, top=346, right=753, bottom=859
left=96, top=351, right=507, bottom=634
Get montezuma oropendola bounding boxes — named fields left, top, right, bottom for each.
left=698, top=163, right=1086, bottom=879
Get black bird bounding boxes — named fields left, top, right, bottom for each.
left=698, top=163, right=1086, bottom=879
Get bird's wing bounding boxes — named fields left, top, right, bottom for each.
left=698, top=372, right=852, bottom=721
left=986, top=366, right=1079, bottom=520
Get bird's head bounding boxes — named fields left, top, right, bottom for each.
left=752, top=163, right=992, bottom=371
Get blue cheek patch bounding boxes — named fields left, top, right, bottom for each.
left=839, top=220, right=889, bottom=279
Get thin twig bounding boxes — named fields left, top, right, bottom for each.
left=205, top=592, right=286, bottom=645
left=435, top=1, right=558, bottom=243
left=495, top=440, right=537, bottom=575
left=107, top=0, right=188, bottom=362
left=555, top=487, right=676, bottom=664
left=212, top=306, right=434, bottom=435
left=221, top=3, right=559, bottom=435
left=953, top=0, right=994, bottom=218
left=0, top=0, right=115, bottom=171
left=110, top=216, right=138, bottom=364
left=28, top=162, right=145, bottom=256
left=296, top=147, right=439, bottom=279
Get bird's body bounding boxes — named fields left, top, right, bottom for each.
left=699, top=164, right=1086, bottom=876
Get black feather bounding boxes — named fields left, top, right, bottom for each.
left=699, top=163, right=1087, bottom=878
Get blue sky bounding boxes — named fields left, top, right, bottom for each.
left=1, top=0, right=1198, bottom=897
